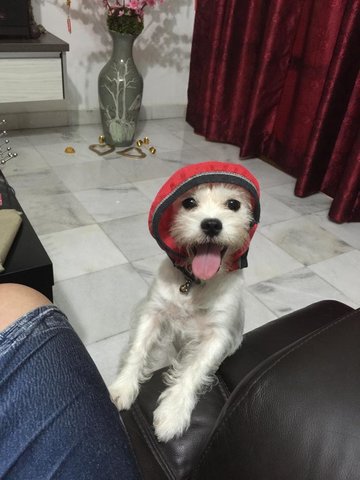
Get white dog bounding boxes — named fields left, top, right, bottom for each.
left=110, top=163, right=260, bottom=442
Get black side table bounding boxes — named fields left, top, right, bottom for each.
left=0, top=171, right=54, bottom=300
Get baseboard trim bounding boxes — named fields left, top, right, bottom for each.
left=2, top=104, right=187, bottom=130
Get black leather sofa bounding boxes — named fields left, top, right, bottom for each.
left=120, top=300, right=360, bottom=480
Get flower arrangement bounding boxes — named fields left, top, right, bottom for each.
left=102, top=0, right=164, bottom=36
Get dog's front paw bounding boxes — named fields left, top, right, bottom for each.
left=153, top=389, right=193, bottom=442
left=108, top=377, right=139, bottom=411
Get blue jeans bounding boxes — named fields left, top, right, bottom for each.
left=0, top=306, right=141, bottom=479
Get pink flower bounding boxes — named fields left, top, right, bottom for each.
left=128, top=0, right=141, bottom=8
left=101, top=0, right=164, bottom=22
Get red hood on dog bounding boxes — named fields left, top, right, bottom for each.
left=148, top=161, right=260, bottom=278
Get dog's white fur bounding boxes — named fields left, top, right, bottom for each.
left=109, top=183, right=254, bottom=442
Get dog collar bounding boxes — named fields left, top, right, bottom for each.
left=179, top=278, right=195, bottom=295
left=148, top=161, right=261, bottom=273
left=176, top=264, right=201, bottom=294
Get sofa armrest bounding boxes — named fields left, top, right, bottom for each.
left=121, top=366, right=229, bottom=480
left=194, top=306, right=360, bottom=480
left=219, top=300, right=354, bottom=390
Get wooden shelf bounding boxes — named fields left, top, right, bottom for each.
left=0, top=32, right=69, bottom=53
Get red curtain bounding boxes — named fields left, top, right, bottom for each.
left=186, top=0, right=360, bottom=223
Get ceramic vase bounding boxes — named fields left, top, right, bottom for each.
left=98, top=31, right=143, bottom=147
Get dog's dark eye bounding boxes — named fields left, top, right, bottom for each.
left=182, top=197, right=198, bottom=210
left=226, top=199, right=241, bottom=211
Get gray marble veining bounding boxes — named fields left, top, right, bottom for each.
left=248, top=267, right=358, bottom=316
left=53, top=160, right=126, bottom=193
left=14, top=191, right=95, bottom=235
left=309, top=250, right=360, bottom=305
left=74, top=184, right=150, bottom=223
left=261, top=216, right=352, bottom=266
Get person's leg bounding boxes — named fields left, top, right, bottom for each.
left=0, top=284, right=140, bottom=480
left=0, top=283, right=51, bottom=331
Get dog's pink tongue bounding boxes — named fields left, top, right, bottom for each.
left=192, top=244, right=222, bottom=280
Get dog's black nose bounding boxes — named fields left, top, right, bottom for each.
left=201, top=218, right=223, bottom=237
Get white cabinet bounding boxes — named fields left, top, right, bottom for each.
left=0, top=33, right=69, bottom=104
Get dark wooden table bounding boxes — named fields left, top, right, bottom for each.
left=0, top=171, right=54, bottom=300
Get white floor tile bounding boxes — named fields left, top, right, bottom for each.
left=309, top=250, right=360, bottom=306
left=6, top=169, right=68, bottom=196
left=241, top=158, right=295, bottom=189
left=87, top=331, right=130, bottom=386
left=24, top=126, right=85, bottom=146
left=109, top=155, right=182, bottom=182
left=261, top=216, right=352, bottom=266
left=150, top=117, right=194, bottom=135
left=131, top=253, right=166, bottom=284
left=6, top=130, right=33, bottom=148
left=3, top=145, right=48, bottom=176
left=136, top=119, right=177, bottom=136
left=193, top=142, right=241, bottom=162
left=101, top=214, right=163, bottom=262
left=158, top=146, right=209, bottom=164
left=133, top=176, right=168, bottom=200
left=265, top=182, right=333, bottom=215
left=309, top=210, right=360, bottom=250
left=36, top=141, right=97, bottom=167
left=40, top=224, right=128, bottom=282
left=53, top=263, right=148, bottom=345
left=15, top=191, right=95, bottom=236
left=74, top=184, right=150, bottom=223
left=260, top=191, right=300, bottom=226
left=248, top=267, right=358, bottom=316
left=53, top=160, right=125, bottom=193
left=243, top=290, right=277, bottom=332
left=171, top=131, right=209, bottom=150
left=243, top=232, right=303, bottom=286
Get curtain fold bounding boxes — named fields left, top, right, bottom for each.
left=322, top=73, right=360, bottom=222
left=187, top=0, right=360, bottom=223
left=187, top=0, right=306, bottom=149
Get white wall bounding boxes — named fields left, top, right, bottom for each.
left=3, top=0, right=194, bottom=129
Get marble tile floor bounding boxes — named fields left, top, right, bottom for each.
left=4, top=118, right=360, bottom=386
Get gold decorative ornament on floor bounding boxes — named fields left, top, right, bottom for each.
left=64, top=146, right=76, bottom=154
left=89, top=143, right=115, bottom=156
left=88, top=134, right=156, bottom=159
left=137, top=137, right=157, bottom=156
left=117, top=136, right=157, bottom=159
left=117, top=147, right=146, bottom=159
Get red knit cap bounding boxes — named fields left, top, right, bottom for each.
left=148, top=161, right=260, bottom=272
